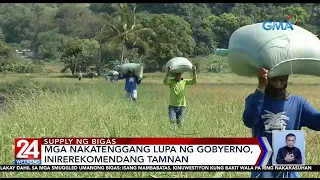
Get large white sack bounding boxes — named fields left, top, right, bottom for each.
left=106, top=70, right=119, bottom=76
left=223, top=22, right=320, bottom=77
left=165, top=57, right=193, bottom=73
left=119, top=63, right=143, bottom=79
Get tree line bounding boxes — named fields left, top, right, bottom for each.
left=0, top=3, right=319, bottom=74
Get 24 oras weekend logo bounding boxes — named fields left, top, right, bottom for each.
left=14, top=138, right=42, bottom=164
left=262, top=14, right=299, bottom=31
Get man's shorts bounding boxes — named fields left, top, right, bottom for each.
left=126, top=90, right=137, bottom=99
left=168, top=105, right=185, bottom=123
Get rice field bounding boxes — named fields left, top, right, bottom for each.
left=0, top=73, right=319, bottom=178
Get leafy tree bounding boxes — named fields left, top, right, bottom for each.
left=176, top=4, right=217, bottom=56
left=20, top=40, right=32, bottom=50
left=135, top=3, right=182, bottom=14
left=33, top=29, right=70, bottom=60
left=205, top=13, right=253, bottom=48
left=255, top=4, right=286, bottom=22
left=136, top=4, right=217, bottom=57
left=205, top=13, right=238, bottom=48
left=99, top=3, right=154, bottom=65
left=207, top=3, right=236, bottom=15
left=231, top=3, right=261, bottom=22
left=281, top=6, right=317, bottom=34
left=0, top=4, right=37, bottom=43
left=0, top=2, right=318, bottom=72
left=89, top=3, right=114, bottom=14
left=100, top=42, right=122, bottom=70
left=310, top=5, right=320, bottom=27
left=141, top=14, right=196, bottom=71
left=0, top=40, right=14, bottom=57
left=282, top=6, right=309, bottom=25
left=61, top=38, right=99, bottom=74
left=55, top=4, right=104, bottom=39
left=33, top=4, right=58, bottom=34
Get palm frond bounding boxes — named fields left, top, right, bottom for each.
left=131, top=28, right=155, bottom=37
left=131, top=23, right=142, bottom=31
left=127, top=33, right=137, bottom=45
left=96, top=2, right=155, bottom=62
left=127, top=35, right=149, bottom=50
left=108, top=36, right=123, bottom=50
left=111, top=3, right=121, bottom=13
left=111, top=12, right=121, bottom=18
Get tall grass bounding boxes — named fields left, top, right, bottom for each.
left=0, top=75, right=319, bottom=178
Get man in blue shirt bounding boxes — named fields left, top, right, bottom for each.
left=243, top=68, right=320, bottom=178
left=118, top=69, right=142, bottom=101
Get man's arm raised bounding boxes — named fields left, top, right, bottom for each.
left=186, top=66, right=197, bottom=85
left=163, top=67, right=172, bottom=85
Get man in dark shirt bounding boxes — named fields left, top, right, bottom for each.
left=118, top=69, right=142, bottom=101
left=276, top=133, right=302, bottom=164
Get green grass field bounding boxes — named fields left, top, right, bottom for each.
left=0, top=73, right=319, bottom=178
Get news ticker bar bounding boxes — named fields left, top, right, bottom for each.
left=0, top=165, right=319, bottom=172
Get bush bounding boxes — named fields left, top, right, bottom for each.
left=0, top=58, right=44, bottom=73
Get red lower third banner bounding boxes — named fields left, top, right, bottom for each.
left=14, top=137, right=272, bottom=166
left=0, top=165, right=319, bottom=172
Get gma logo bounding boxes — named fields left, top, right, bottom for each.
left=262, top=21, right=294, bottom=31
